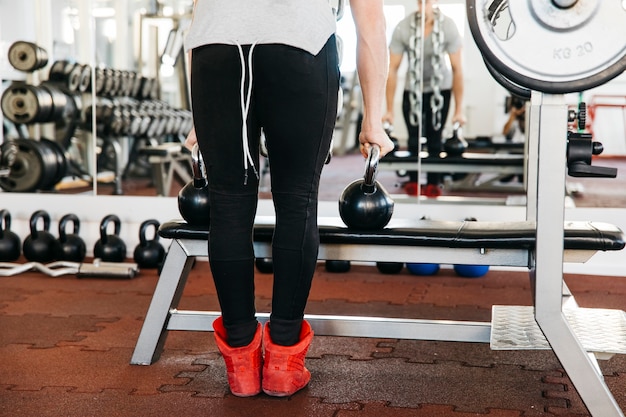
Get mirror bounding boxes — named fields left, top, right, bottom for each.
left=1, top=0, right=624, bottom=208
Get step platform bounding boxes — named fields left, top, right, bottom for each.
left=491, top=305, right=626, bottom=355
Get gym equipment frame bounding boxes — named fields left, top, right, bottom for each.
left=132, top=1, right=626, bottom=415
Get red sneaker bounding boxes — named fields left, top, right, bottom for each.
left=402, top=181, right=419, bottom=196
left=422, top=184, right=442, bottom=197
left=213, top=317, right=263, bottom=397
left=262, top=321, right=313, bottom=397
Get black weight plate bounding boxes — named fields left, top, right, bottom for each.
left=0, top=139, right=44, bottom=192
left=48, top=60, right=75, bottom=84
left=78, top=64, right=92, bottom=92
left=38, top=138, right=68, bottom=189
left=67, top=63, right=84, bottom=91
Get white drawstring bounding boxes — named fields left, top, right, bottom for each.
left=236, top=42, right=259, bottom=185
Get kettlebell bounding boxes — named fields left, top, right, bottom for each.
left=23, top=210, right=57, bottom=263
left=0, top=209, right=21, bottom=262
left=443, top=122, right=468, bottom=156
left=133, top=219, right=165, bottom=269
left=94, top=214, right=127, bottom=262
left=56, top=213, right=86, bottom=262
left=178, top=144, right=210, bottom=227
left=339, top=144, right=394, bottom=230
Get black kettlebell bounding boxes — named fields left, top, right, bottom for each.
left=443, top=122, right=468, bottom=156
left=339, top=144, right=394, bottom=230
left=23, top=210, right=57, bottom=263
left=0, top=209, right=21, bottom=262
left=178, top=144, right=210, bottom=227
left=94, top=214, right=127, bottom=262
left=56, top=213, right=86, bottom=262
left=133, top=219, right=165, bottom=269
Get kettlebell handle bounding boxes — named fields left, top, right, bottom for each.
left=29, top=210, right=51, bottom=240
left=58, top=213, right=80, bottom=242
left=191, top=144, right=207, bottom=179
left=191, top=143, right=208, bottom=188
left=0, top=209, right=11, bottom=238
left=452, top=121, right=462, bottom=136
left=138, top=219, right=160, bottom=246
left=99, top=214, right=122, bottom=244
left=364, top=144, right=381, bottom=189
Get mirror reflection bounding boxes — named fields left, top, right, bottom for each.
left=1, top=0, right=624, bottom=209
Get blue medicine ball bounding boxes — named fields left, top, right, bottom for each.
left=453, top=264, right=489, bottom=278
left=406, top=263, right=440, bottom=276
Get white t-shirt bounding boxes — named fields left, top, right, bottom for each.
left=389, top=12, right=463, bottom=93
left=184, top=0, right=337, bottom=56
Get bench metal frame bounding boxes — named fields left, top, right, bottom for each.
left=131, top=93, right=624, bottom=416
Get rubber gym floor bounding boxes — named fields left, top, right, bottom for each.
left=1, top=258, right=626, bottom=416
left=1, top=154, right=625, bottom=416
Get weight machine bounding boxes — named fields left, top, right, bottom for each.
left=131, top=1, right=626, bottom=416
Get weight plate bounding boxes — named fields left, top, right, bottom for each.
left=103, top=68, right=115, bottom=95
left=94, top=68, right=106, bottom=94
left=0, top=141, right=18, bottom=168
left=48, top=60, right=75, bottom=84
left=8, top=41, right=48, bottom=72
left=0, top=139, right=44, bottom=192
left=68, top=64, right=85, bottom=91
left=38, top=138, right=68, bottom=190
left=140, top=77, right=152, bottom=99
left=130, top=72, right=143, bottom=97
left=467, top=0, right=626, bottom=93
left=110, top=69, right=122, bottom=96
left=40, top=83, right=69, bottom=121
left=1, top=83, right=53, bottom=124
left=78, top=64, right=92, bottom=92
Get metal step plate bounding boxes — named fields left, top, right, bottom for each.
left=491, top=305, right=626, bottom=354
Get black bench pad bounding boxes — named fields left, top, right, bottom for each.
left=380, top=151, right=524, bottom=166
left=139, top=144, right=190, bottom=157
left=159, top=217, right=625, bottom=252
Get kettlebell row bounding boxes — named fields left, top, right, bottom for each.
left=0, top=209, right=165, bottom=269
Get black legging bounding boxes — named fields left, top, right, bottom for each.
left=190, top=37, right=339, bottom=346
left=402, top=89, right=452, bottom=185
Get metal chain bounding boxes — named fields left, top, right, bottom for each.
left=430, top=7, right=445, bottom=131
left=408, top=8, right=446, bottom=130
left=408, top=12, right=422, bottom=127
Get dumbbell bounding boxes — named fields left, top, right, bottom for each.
left=8, top=41, right=48, bottom=72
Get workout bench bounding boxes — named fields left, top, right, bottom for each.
left=379, top=150, right=526, bottom=193
left=132, top=216, right=625, bottom=366
left=139, top=143, right=192, bottom=196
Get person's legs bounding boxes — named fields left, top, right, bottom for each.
left=191, top=43, right=263, bottom=396
left=401, top=90, right=452, bottom=193
left=402, top=90, right=420, bottom=154
left=191, top=44, right=261, bottom=347
left=254, top=37, right=339, bottom=396
left=254, top=37, right=339, bottom=345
